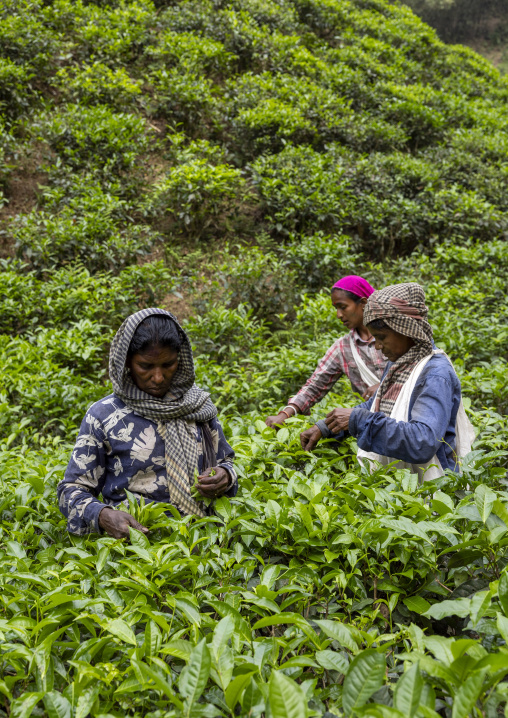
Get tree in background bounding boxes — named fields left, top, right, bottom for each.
left=404, top=0, right=508, bottom=49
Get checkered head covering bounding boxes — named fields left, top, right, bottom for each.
left=364, top=283, right=433, bottom=415
left=109, top=308, right=217, bottom=517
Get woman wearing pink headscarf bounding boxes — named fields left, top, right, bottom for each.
left=265, top=276, right=387, bottom=449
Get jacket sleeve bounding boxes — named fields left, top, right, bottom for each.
left=212, top=417, right=238, bottom=497
left=316, top=394, right=375, bottom=439
left=349, top=375, right=455, bottom=465
left=57, top=411, right=109, bottom=535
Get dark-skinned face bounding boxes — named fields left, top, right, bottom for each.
left=128, top=345, right=179, bottom=398
left=368, top=326, right=415, bottom=362
left=331, top=289, right=367, bottom=330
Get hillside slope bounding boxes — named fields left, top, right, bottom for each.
left=2, top=0, right=508, bottom=261
left=1, top=0, right=508, bottom=428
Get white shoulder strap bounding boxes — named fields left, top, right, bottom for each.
left=357, top=350, right=474, bottom=482
left=348, top=333, right=380, bottom=387
left=390, top=353, right=434, bottom=422
left=357, top=352, right=436, bottom=478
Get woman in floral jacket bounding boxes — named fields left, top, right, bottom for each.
left=57, top=308, right=237, bottom=537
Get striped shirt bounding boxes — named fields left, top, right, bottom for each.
left=288, top=330, right=387, bottom=414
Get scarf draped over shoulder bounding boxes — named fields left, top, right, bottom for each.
left=364, top=283, right=433, bottom=415
left=109, top=307, right=217, bottom=516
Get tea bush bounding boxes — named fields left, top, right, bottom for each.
left=0, top=335, right=107, bottom=440
left=35, top=106, right=150, bottom=172
left=251, top=145, right=351, bottom=235
left=54, top=63, right=142, bottom=110
left=0, top=0, right=61, bottom=74
left=0, top=260, right=174, bottom=334
left=1, top=0, right=508, bottom=714
left=146, top=31, right=235, bottom=75
left=148, top=68, right=218, bottom=134
left=0, top=122, right=13, bottom=202
left=1, top=421, right=508, bottom=717
left=0, top=58, right=35, bottom=120
left=72, top=0, right=155, bottom=64
left=12, top=209, right=154, bottom=272
left=148, top=138, right=252, bottom=239
left=187, top=304, right=269, bottom=362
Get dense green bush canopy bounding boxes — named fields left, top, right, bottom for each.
left=1, top=0, right=508, bottom=715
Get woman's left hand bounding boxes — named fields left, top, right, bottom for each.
left=196, top=466, right=230, bottom=498
left=325, top=407, right=354, bottom=433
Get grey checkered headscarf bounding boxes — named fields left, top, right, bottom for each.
left=364, top=283, right=433, bottom=415
left=109, top=308, right=217, bottom=517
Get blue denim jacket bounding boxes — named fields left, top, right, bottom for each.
left=319, top=354, right=462, bottom=472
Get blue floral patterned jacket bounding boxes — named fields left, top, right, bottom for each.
left=57, top=394, right=237, bottom=535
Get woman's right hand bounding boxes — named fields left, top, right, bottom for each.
left=265, top=412, right=288, bottom=428
left=362, top=383, right=380, bottom=400
left=99, top=506, right=149, bottom=539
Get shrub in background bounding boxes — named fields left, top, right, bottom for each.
left=0, top=259, right=174, bottom=334
left=187, top=304, right=269, bottom=361
left=35, top=105, right=150, bottom=172
left=145, top=30, right=235, bottom=75
left=148, top=68, right=218, bottom=135
left=11, top=180, right=155, bottom=271
left=251, top=144, right=352, bottom=235
left=0, top=0, right=61, bottom=74
left=53, top=63, right=142, bottom=109
left=0, top=334, right=108, bottom=440
left=277, top=230, right=361, bottom=292
left=148, top=137, right=253, bottom=240
left=0, top=58, right=36, bottom=120
left=0, top=122, right=14, bottom=203
left=72, top=0, right=155, bottom=64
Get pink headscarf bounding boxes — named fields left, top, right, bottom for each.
left=332, top=275, right=375, bottom=299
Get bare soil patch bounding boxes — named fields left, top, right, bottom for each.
left=161, top=290, right=196, bottom=323
left=0, top=147, right=48, bottom=258
left=1, top=149, right=46, bottom=220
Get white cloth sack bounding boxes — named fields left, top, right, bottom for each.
left=349, top=333, right=380, bottom=387
left=357, top=350, right=475, bottom=482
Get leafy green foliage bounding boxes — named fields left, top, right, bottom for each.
left=1, top=424, right=508, bottom=716
left=2, top=0, right=508, bottom=714
left=54, top=63, right=142, bottom=109
left=36, top=105, right=150, bottom=172
left=148, top=138, right=252, bottom=240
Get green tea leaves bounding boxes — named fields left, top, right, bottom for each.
left=451, top=669, right=487, bottom=718
left=475, top=484, right=497, bottom=523
left=42, top=691, right=72, bottom=718
left=268, top=671, right=308, bottom=718
left=393, top=663, right=423, bottom=717
left=104, top=618, right=137, bottom=646
left=342, top=650, right=386, bottom=715
left=498, top=571, right=508, bottom=615
left=315, top=649, right=349, bottom=673
left=314, top=619, right=362, bottom=653
left=179, top=639, right=211, bottom=705
left=423, top=598, right=472, bottom=620
left=11, top=692, right=44, bottom=718
left=403, top=596, right=431, bottom=614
